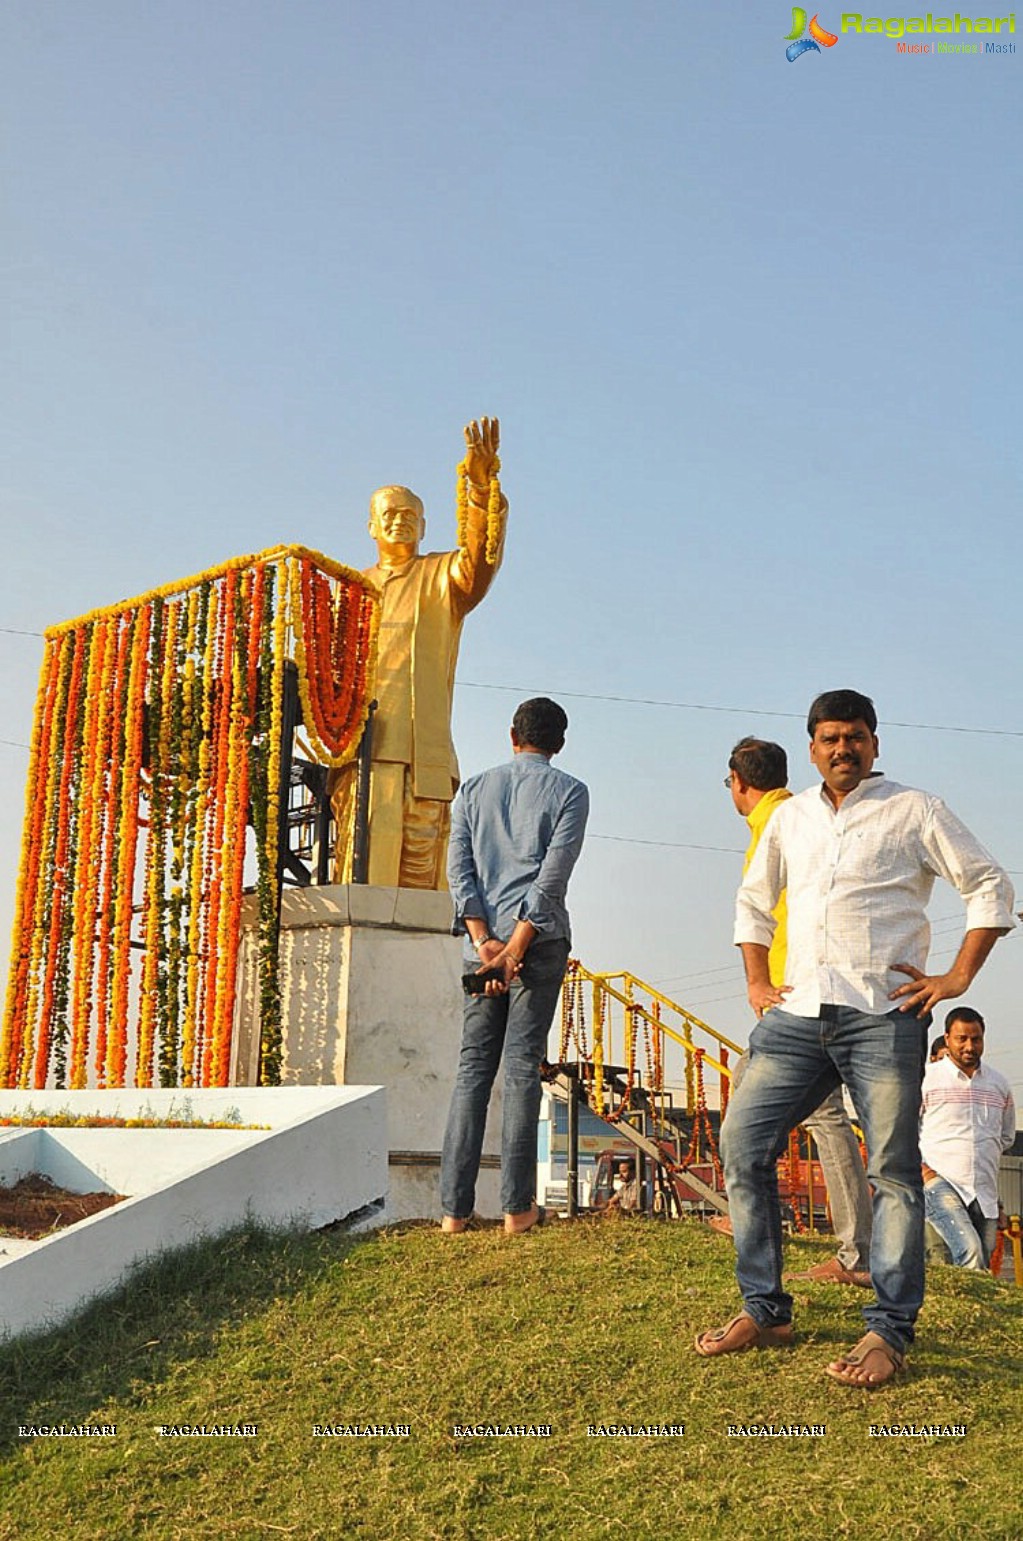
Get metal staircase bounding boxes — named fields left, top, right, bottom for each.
left=549, top=961, right=740, bottom=1218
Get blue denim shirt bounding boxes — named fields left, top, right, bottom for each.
left=447, top=752, right=589, bottom=957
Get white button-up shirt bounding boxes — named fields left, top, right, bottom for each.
left=734, top=776, right=1015, bottom=1017
left=920, top=1057, right=1016, bottom=1216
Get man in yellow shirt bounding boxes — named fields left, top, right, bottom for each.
left=722, top=737, right=872, bottom=1287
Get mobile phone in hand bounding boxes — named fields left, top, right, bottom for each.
left=461, top=968, right=504, bottom=995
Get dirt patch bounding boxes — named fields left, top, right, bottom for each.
left=0, top=1173, right=125, bottom=1239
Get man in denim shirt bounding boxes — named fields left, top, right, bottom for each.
left=440, top=697, right=589, bottom=1236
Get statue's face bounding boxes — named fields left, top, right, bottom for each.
left=368, top=486, right=425, bottom=562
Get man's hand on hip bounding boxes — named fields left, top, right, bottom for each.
left=739, top=943, right=790, bottom=1019
left=889, top=961, right=966, bottom=1015
left=889, top=929, right=1005, bottom=1014
left=748, top=981, right=792, bottom=1018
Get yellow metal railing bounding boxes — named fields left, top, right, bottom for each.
left=558, top=961, right=742, bottom=1124
left=558, top=961, right=853, bottom=1238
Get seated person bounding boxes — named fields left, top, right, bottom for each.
left=608, top=1159, right=640, bottom=1212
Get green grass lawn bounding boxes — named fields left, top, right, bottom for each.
left=1, top=1216, right=1021, bottom=1541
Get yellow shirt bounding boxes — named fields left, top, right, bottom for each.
left=743, top=787, right=790, bottom=987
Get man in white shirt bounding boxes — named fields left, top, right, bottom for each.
left=721, top=736, right=873, bottom=1287
left=921, top=1008, right=1015, bottom=1270
left=694, top=689, right=1015, bottom=1388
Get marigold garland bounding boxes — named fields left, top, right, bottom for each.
left=215, top=568, right=254, bottom=1086
left=69, top=617, right=115, bottom=1089
left=94, top=615, right=134, bottom=1086
left=455, top=458, right=505, bottom=566
left=34, top=627, right=89, bottom=1089
left=137, top=597, right=168, bottom=1089
left=0, top=637, right=61, bottom=1086
left=260, top=560, right=288, bottom=1087
left=1, top=546, right=379, bottom=1093
left=291, top=556, right=378, bottom=766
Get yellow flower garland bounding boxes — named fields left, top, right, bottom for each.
left=455, top=457, right=504, bottom=565
left=70, top=618, right=114, bottom=1088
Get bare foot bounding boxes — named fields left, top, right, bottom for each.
left=504, top=1203, right=545, bottom=1235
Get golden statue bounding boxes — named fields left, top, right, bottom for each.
left=331, top=417, right=506, bottom=888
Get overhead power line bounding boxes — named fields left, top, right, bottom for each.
left=590, top=833, right=744, bottom=855
left=457, top=680, right=1023, bottom=740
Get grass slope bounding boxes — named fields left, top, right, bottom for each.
left=1, top=1217, right=1021, bottom=1541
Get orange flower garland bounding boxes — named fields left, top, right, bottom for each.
left=0, top=636, right=61, bottom=1086
left=0, top=546, right=379, bottom=1093
left=93, top=614, right=133, bottom=1086
left=291, top=555, right=379, bottom=766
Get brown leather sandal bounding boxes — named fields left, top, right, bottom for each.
left=694, top=1311, right=794, bottom=1356
left=786, top=1257, right=872, bottom=1287
left=825, top=1331, right=905, bottom=1388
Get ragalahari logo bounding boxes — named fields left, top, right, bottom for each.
left=785, top=8, right=839, bottom=59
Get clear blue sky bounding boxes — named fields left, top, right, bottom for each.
left=3, top=3, right=1021, bottom=1092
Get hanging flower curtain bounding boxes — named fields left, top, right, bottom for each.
left=0, top=545, right=378, bottom=1093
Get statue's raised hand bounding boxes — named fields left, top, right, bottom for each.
left=462, top=416, right=500, bottom=489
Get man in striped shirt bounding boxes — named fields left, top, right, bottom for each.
left=920, top=1007, right=1015, bottom=1270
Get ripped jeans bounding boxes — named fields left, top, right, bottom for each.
left=924, top=1176, right=998, bottom=1271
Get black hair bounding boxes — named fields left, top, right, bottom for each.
left=512, top=697, right=568, bottom=755
left=944, top=1006, right=985, bottom=1033
left=806, top=689, right=877, bottom=737
left=728, top=737, right=787, bottom=792
left=929, top=1035, right=947, bottom=1059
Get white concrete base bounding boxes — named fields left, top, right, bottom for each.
left=231, top=886, right=503, bottom=1221
left=0, top=1086, right=386, bottom=1340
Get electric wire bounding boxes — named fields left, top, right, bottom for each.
left=457, top=679, right=1023, bottom=739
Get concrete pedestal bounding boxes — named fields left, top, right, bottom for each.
left=231, top=885, right=502, bottom=1220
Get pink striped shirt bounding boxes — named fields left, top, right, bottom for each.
left=920, top=1056, right=1015, bottom=1216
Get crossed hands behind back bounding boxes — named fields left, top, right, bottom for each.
left=474, top=937, right=521, bottom=996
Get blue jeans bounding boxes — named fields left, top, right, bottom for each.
left=924, top=1177, right=998, bottom=1271
left=720, top=1005, right=928, bottom=1355
left=441, top=937, right=569, bottom=1218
